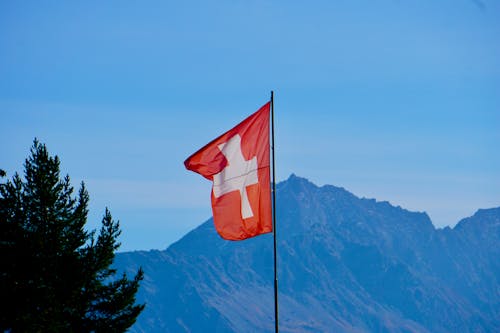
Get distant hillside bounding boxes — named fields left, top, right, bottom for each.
left=115, top=175, right=500, bottom=332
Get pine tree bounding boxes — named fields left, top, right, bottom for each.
left=0, top=140, right=145, bottom=332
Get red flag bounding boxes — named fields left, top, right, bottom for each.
left=184, top=102, right=272, bottom=240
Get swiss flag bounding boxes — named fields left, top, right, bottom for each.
left=184, top=102, right=272, bottom=240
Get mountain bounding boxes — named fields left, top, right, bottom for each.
left=115, top=175, right=500, bottom=332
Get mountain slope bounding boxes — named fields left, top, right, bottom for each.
left=115, top=175, right=500, bottom=332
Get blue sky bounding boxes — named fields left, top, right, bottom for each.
left=1, top=0, right=499, bottom=251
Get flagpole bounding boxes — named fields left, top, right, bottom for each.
left=271, top=90, right=279, bottom=333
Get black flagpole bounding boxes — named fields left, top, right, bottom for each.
left=271, top=91, right=279, bottom=333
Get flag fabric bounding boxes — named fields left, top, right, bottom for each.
left=184, top=102, right=272, bottom=240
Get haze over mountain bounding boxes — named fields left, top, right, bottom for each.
left=115, top=175, right=500, bottom=332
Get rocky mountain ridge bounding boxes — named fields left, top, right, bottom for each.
left=115, top=175, right=500, bottom=332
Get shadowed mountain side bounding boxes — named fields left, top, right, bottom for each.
left=115, top=175, right=500, bottom=332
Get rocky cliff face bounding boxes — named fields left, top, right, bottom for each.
left=115, top=175, right=500, bottom=332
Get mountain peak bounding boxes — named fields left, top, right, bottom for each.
left=276, top=174, right=318, bottom=198
left=455, top=206, right=500, bottom=231
left=284, top=173, right=316, bottom=186
left=280, top=174, right=350, bottom=197
left=474, top=207, right=500, bottom=220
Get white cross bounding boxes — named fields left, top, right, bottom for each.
left=213, top=134, right=259, bottom=219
